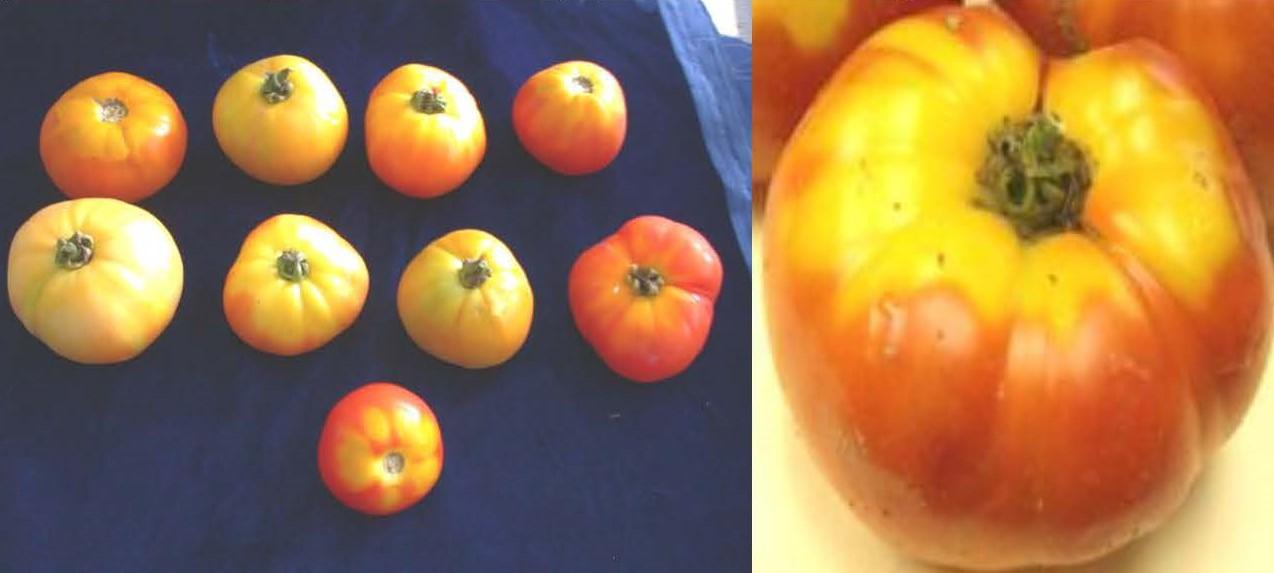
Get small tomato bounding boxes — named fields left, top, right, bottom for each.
left=317, top=382, right=444, bottom=516
left=513, top=61, right=626, bottom=175
left=212, top=54, right=347, bottom=186
left=40, top=71, right=188, bottom=202
left=569, top=216, right=723, bottom=383
left=397, top=229, right=533, bottom=369
left=223, top=214, right=368, bottom=356
left=8, top=198, right=184, bottom=364
left=366, top=64, right=486, bottom=198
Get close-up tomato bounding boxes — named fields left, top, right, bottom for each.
left=7, top=198, right=184, bottom=364
left=997, top=0, right=1274, bottom=248
left=212, top=54, right=348, bottom=186
left=317, top=382, right=444, bottom=516
left=512, top=60, right=626, bottom=176
left=223, top=214, right=368, bottom=356
left=397, top=229, right=533, bottom=369
left=569, top=215, right=722, bottom=383
left=753, top=0, right=951, bottom=195
left=365, top=64, right=486, bottom=199
left=764, top=5, right=1271, bottom=570
left=39, top=71, right=187, bottom=202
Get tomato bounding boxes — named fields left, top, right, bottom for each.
left=365, top=64, right=486, bottom=198
left=512, top=61, right=626, bottom=175
left=764, top=6, right=1271, bottom=569
left=39, top=71, right=187, bottom=202
left=999, top=0, right=1274, bottom=248
left=569, top=216, right=722, bottom=383
left=212, top=54, right=347, bottom=186
left=317, top=382, right=443, bottom=516
left=8, top=198, right=183, bottom=364
left=223, top=214, right=368, bottom=356
left=397, top=229, right=532, bottom=369
left=753, top=0, right=952, bottom=194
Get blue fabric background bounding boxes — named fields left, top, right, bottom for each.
left=0, top=2, right=750, bottom=571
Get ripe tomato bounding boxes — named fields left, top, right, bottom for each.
left=764, top=6, right=1271, bottom=569
left=212, top=54, right=347, bottom=186
left=753, top=0, right=952, bottom=193
left=512, top=61, right=626, bottom=175
left=397, top=229, right=533, bottom=369
left=39, top=71, right=187, bottom=202
left=223, top=214, right=368, bottom=356
left=569, top=216, right=722, bottom=383
left=317, top=382, right=443, bottom=516
left=999, top=0, right=1274, bottom=247
left=8, top=198, right=183, bottom=364
left=365, top=64, right=486, bottom=198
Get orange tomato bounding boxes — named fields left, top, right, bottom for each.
left=8, top=198, right=184, bottom=364
left=513, top=61, right=626, bottom=175
left=223, top=214, right=368, bottom=356
left=764, top=6, right=1271, bottom=568
left=39, top=71, right=187, bottom=202
left=366, top=64, right=486, bottom=198
left=212, top=54, right=347, bottom=186
left=569, top=216, right=723, bottom=383
left=397, top=229, right=533, bottom=369
left=317, top=382, right=444, bottom=516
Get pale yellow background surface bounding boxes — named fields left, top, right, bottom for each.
left=753, top=215, right=1274, bottom=572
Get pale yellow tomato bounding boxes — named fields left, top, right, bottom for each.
left=8, top=198, right=183, bottom=364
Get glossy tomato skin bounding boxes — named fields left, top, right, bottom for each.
left=8, top=198, right=184, bottom=364
left=223, top=214, right=368, bottom=356
left=764, top=6, right=1271, bottom=569
left=513, top=61, right=626, bottom=176
left=40, top=71, right=187, bottom=202
left=999, top=0, right=1274, bottom=247
left=317, top=382, right=444, bottom=516
left=212, top=54, right=347, bottom=186
left=753, top=0, right=953, bottom=192
left=397, top=229, right=533, bottom=369
left=366, top=64, right=486, bottom=198
left=569, top=216, right=722, bottom=383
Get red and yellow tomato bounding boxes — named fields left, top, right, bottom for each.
left=40, top=71, right=187, bottom=202
left=764, top=5, right=1271, bottom=569
left=366, top=64, right=486, bottom=198
left=513, top=61, right=626, bottom=175
left=569, top=215, right=723, bottom=383
left=8, top=198, right=184, bottom=364
left=397, top=229, right=533, bottom=369
left=212, top=54, right=347, bottom=186
left=223, top=214, right=368, bottom=356
left=317, top=382, right=444, bottom=516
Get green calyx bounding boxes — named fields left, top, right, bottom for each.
left=571, top=75, right=594, bottom=94
left=626, top=265, right=664, bottom=297
left=276, top=249, right=309, bottom=282
left=261, top=68, right=294, bottom=104
left=383, top=451, right=405, bottom=475
left=98, top=98, right=128, bottom=123
left=458, top=258, right=492, bottom=289
left=411, top=88, right=447, bottom=114
left=975, top=112, right=1092, bottom=241
left=54, top=231, right=94, bottom=270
